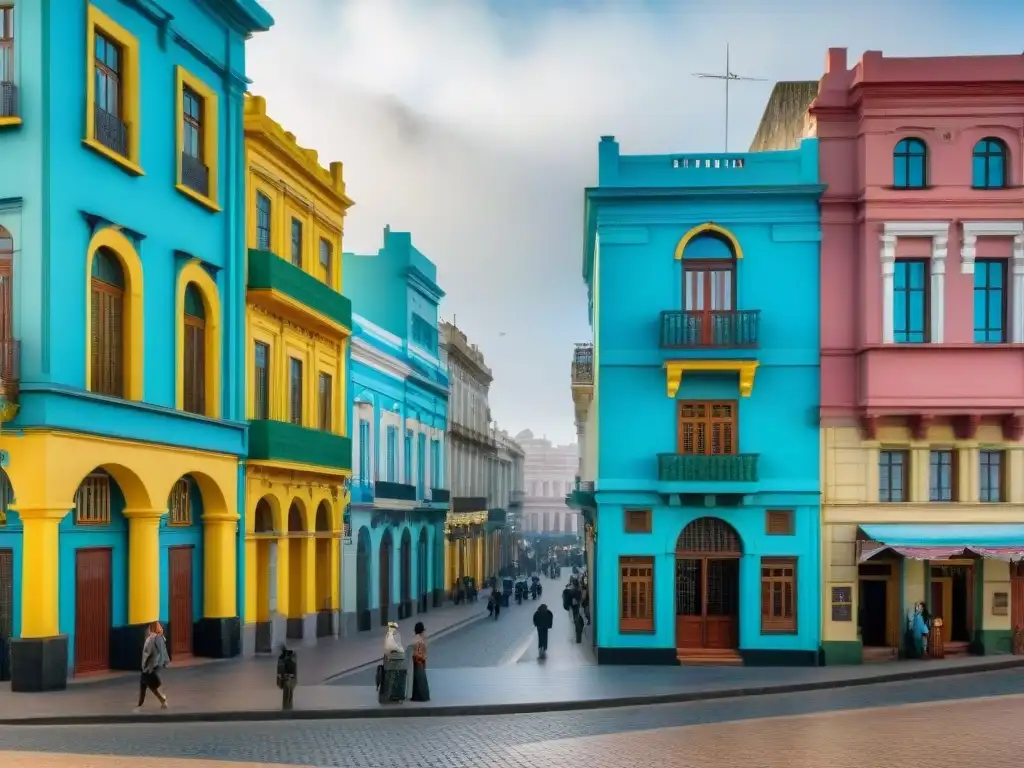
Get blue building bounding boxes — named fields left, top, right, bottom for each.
left=570, top=137, right=823, bottom=666
left=341, top=227, right=450, bottom=634
left=0, top=0, right=271, bottom=690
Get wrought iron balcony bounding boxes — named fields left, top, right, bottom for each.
left=181, top=152, right=210, bottom=197
left=430, top=488, right=450, bottom=503
left=657, top=453, right=759, bottom=483
left=660, top=310, right=760, bottom=349
left=374, top=480, right=417, bottom=502
left=566, top=478, right=595, bottom=510
left=571, top=343, right=593, bottom=385
left=0, top=81, right=17, bottom=118
left=94, top=105, right=128, bottom=156
left=452, top=496, right=488, bottom=513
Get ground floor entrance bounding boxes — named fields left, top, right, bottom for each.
left=168, top=546, right=194, bottom=660
left=674, top=517, right=741, bottom=662
left=0, top=547, right=12, bottom=681
left=74, top=548, right=112, bottom=675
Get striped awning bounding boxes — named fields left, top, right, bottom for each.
left=859, top=525, right=1024, bottom=562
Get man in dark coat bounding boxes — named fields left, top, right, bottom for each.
left=533, top=603, right=554, bottom=659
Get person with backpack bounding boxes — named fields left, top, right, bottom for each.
left=533, top=603, right=554, bottom=659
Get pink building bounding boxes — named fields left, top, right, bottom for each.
left=753, top=49, right=1024, bottom=665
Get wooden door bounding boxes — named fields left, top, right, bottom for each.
left=74, top=548, right=112, bottom=675
left=1011, top=564, right=1024, bottom=653
left=0, top=548, right=10, bottom=681
left=674, top=557, right=739, bottom=649
left=684, top=263, right=734, bottom=344
left=931, top=578, right=953, bottom=645
left=168, top=546, right=194, bottom=659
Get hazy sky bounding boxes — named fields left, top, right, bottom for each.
left=247, top=0, right=1021, bottom=446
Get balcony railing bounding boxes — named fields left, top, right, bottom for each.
left=247, top=249, right=352, bottom=331
left=431, top=488, right=450, bottom=503
left=375, top=480, right=417, bottom=502
left=0, top=81, right=17, bottom=118
left=452, top=496, right=488, bottom=513
left=94, top=105, right=128, bottom=157
left=181, top=152, right=210, bottom=197
left=660, top=310, right=760, bottom=349
left=572, top=343, right=593, bottom=385
left=350, top=479, right=375, bottom=504
left=248, top=419, right=352, bottom=471
left=657, top=453, right=758, bottom=483
left=0, top=338, right=20, bottom=406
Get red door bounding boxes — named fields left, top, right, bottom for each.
left=168, top=546, right=194, bottom=659
left=74, top=548, right=112, bottom=675
left=684, top=263, right=734, bottom=344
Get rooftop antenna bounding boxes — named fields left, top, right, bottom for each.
left=692, top=43, right=767, bottom=152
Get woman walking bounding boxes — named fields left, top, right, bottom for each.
left=135, top=622, right=169, bottom=711
left=410, top=622, right=430, bottom=702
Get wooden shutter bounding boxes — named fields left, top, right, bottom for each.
left=0, top=263, right=11, bottom=341
left=678, top=401, right=736, bottom=456
left=766, top=510, right=794, bottom=535
left=619, top=556, right=654, bottom=632
left=760, top=557, right=797, bottom=633
left=183, top=319, right=205, bottom=414
left=318, top=372, right=332, bottom=431
left=91, top=280, right=124, bottom=397
left=289, top=359, right=302, bottom=425
left=624, top=509, right=651, bottom=533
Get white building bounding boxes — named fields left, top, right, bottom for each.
left=517, top=429, right=580, bottom=535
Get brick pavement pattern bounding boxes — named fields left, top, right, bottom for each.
left=0, top=755, right=298, bottom=768
left=3, top=671, right=1024, bottom=767
left=5, top=690, right=1024, bottom=767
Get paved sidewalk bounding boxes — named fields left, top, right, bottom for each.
left=0, top=593, right=490, bottom=720
left=2, top=643, right=1023, bottom=724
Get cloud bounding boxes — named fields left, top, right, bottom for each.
left=246, top=0, right=1019, bottom=444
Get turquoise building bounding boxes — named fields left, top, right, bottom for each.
left=0, top=0, right=271, bottom=691
left=570, top=137, right=824, bottom=666
left=341, top=227, right=450, bottom=635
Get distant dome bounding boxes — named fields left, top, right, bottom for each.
left=515, top=429, right=534, bottom=440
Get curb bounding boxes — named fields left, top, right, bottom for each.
left=321, top=609, right=488, bottom=683
left=3, top=656, right=1023, bottom=726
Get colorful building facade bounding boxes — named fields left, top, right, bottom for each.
left=343, top=227, right=449, bottom=633
left=241, top=95, right=353, bottom=653
left=806, top=49, right=1024, bottom=663
left=572, top=136, right=824, bottom=665
left=0, top=0, right=272, bottom=691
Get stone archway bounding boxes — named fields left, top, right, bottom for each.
left=399, top=528, right=412, bottom=619
left=674, top=517, right=743, bottom=653
left=314, top=501, right=333, bottom=637
left=356, top=527, right=372, bottom=631
left=253, top=496, right=280, bottom=653
left=379, top=528, right=393, bottom=626
left=418, top=527, right=428, bottom=613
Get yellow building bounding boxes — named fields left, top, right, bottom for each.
left=821, top=419, right=1024, bottom=664
left=241, top=95, right=354, bottom=652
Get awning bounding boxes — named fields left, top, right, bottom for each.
left=859, top=524, right=1024, bottom=562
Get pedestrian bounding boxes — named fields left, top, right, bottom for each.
left=533, top=603, right=553, bottom=660
left=410, top=621, right=430, bottom=702
left=493, top=587, right=501, bottom=620
left=276, top=645, right=298, bottom=710
left=135, top=622, right=169, bottom=711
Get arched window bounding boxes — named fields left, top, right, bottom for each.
left=893, top=138, right=927, bottom=189
left=681, top=233, right=737, bottom=347
left=973, top=138, right=1008, bottom=189
left=90, top=247, right=125, bottom=397
left=0, top=225, right=12, bottom=341
left=183, top=283, right=205, bottom=414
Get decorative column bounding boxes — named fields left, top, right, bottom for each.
left=199, top=510, right=241, bottom=656
left=1012, top=234, right=1024, bottom=343
left=929, top=233, right=948, bottom=343
left=879, top=234, right=896, bottom=344
left=114, top=507, right=164, bottom=670
left=11, top=506, right=68, bottom=691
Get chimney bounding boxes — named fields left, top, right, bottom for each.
left=826, top=48, right=847, bottom=74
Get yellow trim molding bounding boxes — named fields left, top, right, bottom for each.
left=664, top=359, right=759, bottom=398
left=84, top=227, right=144, bottom=400
left=0, top=117, right=23, bottom=128
left=174, top=65, right=220, bottom=211
left=84, top=3, right=143, bottom=175
left=246, top=458, right=352, bottom=479
left=175, top=259, right=222, bottom=418
left=246, top=288, right=350, bottom=339
left=674, top=222, right=744, bottom=260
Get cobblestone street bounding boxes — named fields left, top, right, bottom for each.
left=2, top=669, right=1024, bottom=767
